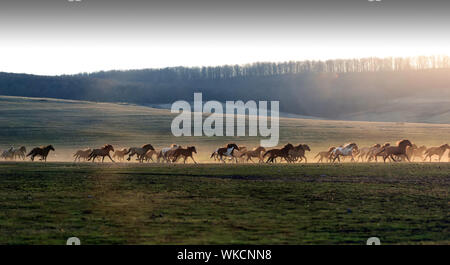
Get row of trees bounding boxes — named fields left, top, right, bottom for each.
left=85, top=55, right=450, bottom=81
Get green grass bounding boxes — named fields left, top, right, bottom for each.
left=0, top=162, right=448, bottom=245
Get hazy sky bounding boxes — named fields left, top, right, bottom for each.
left=1, top=0, right=450, bottom=75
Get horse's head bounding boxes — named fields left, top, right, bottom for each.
left=327, top=146, right=336, bottom=152
left=19, top=146, right=26, bottom=152
left=143, top=144, right=154, bottom=151
left=47, top=145, right=55, bottom=151
left=345, top=143, right=357, bottom=150
left=189, top=146, right=197, bottom=153
left=442, top=144, right=450, bottom=150
left=104, top=144, right=114, bottom=152
left=302, top=144, right=311, bottom=151
left=227, top=143, right=239, bottom=150
left=383, top=143, right=391, bottom=147
left=397, top=139, right=412, bottom=148
left=373, top=144, right=381, bottom=148
left=283, top=143, right=294, bottom=150
left=256, top=146, right=266, bottom=152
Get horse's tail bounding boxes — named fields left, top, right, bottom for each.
left=124, top=148, right=131, bottom=155
left=210, top=151, right=216, bottom=158
left=263, top=150, right=271, bottom=158
left=26, top=150, right=34, bottom=157
left=314, top=153, right=320, bottom=159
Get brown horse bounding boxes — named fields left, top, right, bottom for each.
left=376, top=140, right=412, bottom=163
left=406, top=144, right=427, bottom=161
left=314, top=147, right=335, bottom=163
left=27, top=145, right=55, bottom=162
left=172, top=146, right=197, bottom=164
left=288, top=144, right=311, bottom=163
left=144, top=149, right=158, bottom=162
left=88, top=144, right=115, bottom=163
left=424, top=144, right=450, bottom=162
left=367, top=143, right=391, bottom=162
left=263, top=143, right=294, bottom=163
left=241, top=146, right=266, bottom=163
left=113, top=148, right=128, bottom=161
left=73, top=148, right=92, bottom=162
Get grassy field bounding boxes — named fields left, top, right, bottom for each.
left=0, top=95, right=449, bottom=162
left=0, top=96, right=448, bottom=245
left=0, top=162, right=448, bottom=245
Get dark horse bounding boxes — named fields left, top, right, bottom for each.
left=27, top=145, right=55, bottom=162
left=263, top=143, right=294, bottom=163
left=88, top=144, right=115, bottom=163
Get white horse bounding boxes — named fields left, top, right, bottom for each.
left=158, top=144, right=181, bottom=163
left=1, top=147, right=14, bottom=160
left=219, top=145, right=239, bottom=163
left=331, top=143, right=358, bottom=162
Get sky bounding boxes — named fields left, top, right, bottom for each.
left=0, top=0, right=450, bottom=75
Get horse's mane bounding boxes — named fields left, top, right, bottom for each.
left=343, top=143, right=356, bottom=148
left=396, top=139, right=411, bottom=146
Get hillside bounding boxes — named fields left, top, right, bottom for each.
left=0, top=96, right=449, bottom=162
left=0, top=62, right=450, bottom=123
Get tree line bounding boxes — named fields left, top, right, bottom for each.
left=83, top=55, right=450, bottom=82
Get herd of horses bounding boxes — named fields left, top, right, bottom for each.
left=1, top=140, right=450, bottom=164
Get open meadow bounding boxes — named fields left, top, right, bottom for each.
left=0, top=162, right=448, bottom=245
left=0, top=96, right=449, bottom=245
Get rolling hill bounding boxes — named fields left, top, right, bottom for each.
left=0, top=96, right=449, bottom=162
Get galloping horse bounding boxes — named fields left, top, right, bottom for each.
left=88, top=144, right=115, bottom=163
left=355, top=146, right=371, bottom=162
left=241, top=146, right=266, bottom=163
left=158, top=144, right=181, bottom=163
left=314, top=147, right=335, bottom=163
left=10, top=146, right=27, bottom=160
left=212, top=143, right=240, bottom=163
left=73, top=148, right=92, bottom=162
left=112, top=148, right=128, bottom=162
left=144, top=149, right=158, bottom=162
left=367, top=143, right=391, bottom=162
left=263, top=143, right=294, bottom=163
left=126, top=144, right=155, bottom=163
left=171, top=146, right=197, bottom=164
left=331, top=143, right=358, bottom=163
left=288, top=144, right=310, bottom=163
left=406, top=144, right=427, bottom=161
left=27, top=145, right=55, bottom=162
left=423, top=144, right=450, bottom=162
left=1, top=147, right=14, bottom=160
left=375, top=139, right=412, bottom=163
left=232, top=146, right=248, bottom=163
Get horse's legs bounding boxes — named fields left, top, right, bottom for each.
left=107, top=154, right=115, bottom=162
left=190, top=155, right=197, bottom=164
